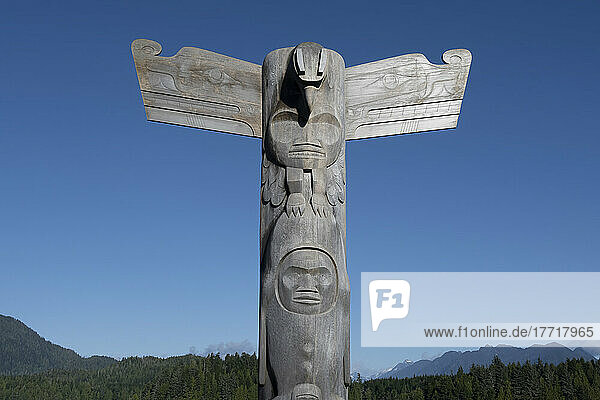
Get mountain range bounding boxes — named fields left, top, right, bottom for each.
left=375, top=344, right=595, bottom=379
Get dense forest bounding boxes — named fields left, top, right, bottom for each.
left=1, top=353, right=599, bottom=399
left=0, top=353, right=256, bottom=400
left=351, top=356, right=600, bottom=400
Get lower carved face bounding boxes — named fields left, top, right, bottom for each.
left=266, top=110, right=343, bottom=170
left=292, top=383, right=321, bottom=400
left=277, top=248, right=337, bottom=315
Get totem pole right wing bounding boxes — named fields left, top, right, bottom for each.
left=344, top=49, right=472, bottom=140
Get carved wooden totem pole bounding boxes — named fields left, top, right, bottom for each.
left=132, top=39, right=472, bottom=400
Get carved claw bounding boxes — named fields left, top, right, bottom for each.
left=311, top=193, right=331, bottom=218
left=286, top=193, right=306, bottom=217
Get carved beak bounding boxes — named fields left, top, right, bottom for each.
left=303, top=86, right=318, bottom=114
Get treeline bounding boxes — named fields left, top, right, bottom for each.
left=0, top=353, right=256, bottom=400
left=1, top=353, right=599, bottom=399
left=351, top=356, right=600, bottom=400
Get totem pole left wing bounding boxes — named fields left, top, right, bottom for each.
left=131, top=39, right=262, bottom=138
left=344, top=49, right=472, bottom=140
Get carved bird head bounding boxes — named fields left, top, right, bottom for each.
left=293, top=42, right=326, bottom=85
left=292, top=42, right=327, bottom=112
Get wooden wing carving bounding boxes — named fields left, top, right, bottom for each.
left=345, top=49, right=472, bottom=140
left=131, top=39, right=262, bottom=138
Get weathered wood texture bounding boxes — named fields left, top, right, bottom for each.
left=345, top=49, right=472, bottom=139
left=131, top=39, right=262, bottom=138
left=132, top=40, right=471, bottom=140
left=259, top=44, right=349, bottom=400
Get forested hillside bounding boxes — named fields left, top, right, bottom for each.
left=0, top=315, right=115, bottom=375
left=1, top=353, right=599, bottom=399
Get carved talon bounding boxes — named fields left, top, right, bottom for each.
left=311, top=193, right=331, bottom=218
left=286, top=193, right=306, bottom=217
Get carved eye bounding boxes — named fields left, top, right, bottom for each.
left=306, top=113, right=342, bottom=146
left=208, top=68, right=223, bottom=82
left=317, top=272, right=332, bottom=286
left=313, top=267, right=332, bottom=286
left=295, top=48, right=305, bottom=75
left=283, top=271, right=300, bottom=287
left=269, top=111, right=301, bottom=144
left=382, top=74, right=399, bottom=89
left=309, top=112, right=340, bottom=129
left=205, top=68, right=238, bottom=85
left=317, top=49, right=326, bottom=76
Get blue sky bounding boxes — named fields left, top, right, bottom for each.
left=1, top=0, right=599, bottom=373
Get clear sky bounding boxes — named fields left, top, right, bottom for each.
left=1, top=0, right=599, bottom=374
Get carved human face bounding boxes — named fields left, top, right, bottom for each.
left=277, top=248, right=337, bottom=315
left=266, top=110, right=343, bottom=170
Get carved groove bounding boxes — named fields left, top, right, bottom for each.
left=131, top=38, right=262, bottom=138
left=345, top=49, right=471, bottom=139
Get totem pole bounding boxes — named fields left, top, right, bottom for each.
left=131, top=39, right=471, bottom=400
